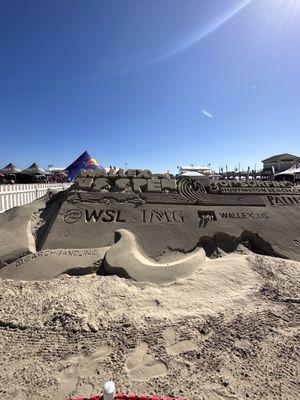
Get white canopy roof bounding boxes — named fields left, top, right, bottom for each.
left=180, top=171, right=205, bottom=176
left=275, top=164, right=300, bottom=176
left=47, top=167, right=65, bottom=172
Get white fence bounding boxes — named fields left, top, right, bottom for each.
left=0, top=183, right=71, bottom=213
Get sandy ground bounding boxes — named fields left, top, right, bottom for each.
left=0, top=252, right=299, bottom=400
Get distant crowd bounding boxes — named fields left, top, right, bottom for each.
left=0, top=171, right=68, bottom=185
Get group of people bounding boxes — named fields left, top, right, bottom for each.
left=0, top=174, right=16, bottom=184
left=0, top=171, right=68, bottom=185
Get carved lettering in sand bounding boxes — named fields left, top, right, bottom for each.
left=220, top=187, right=297, bottom=194
left=83, top=209, right=185, bottom=224
left=141, top=209, right=184, bottom=223
left=219, top=212, right=270, bottom=220
left=266, top=195, right=300, bottom=206
left=14, top=249, right=98, bottom=267
left=85, top=210, right=126, bottom=223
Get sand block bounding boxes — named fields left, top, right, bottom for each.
left=94, top=169, right=107, bottom=177
left=86, top=169, right=96, bottom=178
left=115, top=178, right=131, bottom=192
left=117, top=169, right=125, bottom=177
left=125, top=169, right=137, bottom=177
left=132, top=178, right=147, bottom=193
left=161, top=178, right=177, bottom=192
left=147, top=178, right=162, bottom=192
left=93, top=178, right=110, bottom=191
left=136, top=169, right=153, bottom=178
left=74, top=177, right=93, bottom=190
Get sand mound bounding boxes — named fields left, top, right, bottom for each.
left=0, top=253, right=299, bottom=400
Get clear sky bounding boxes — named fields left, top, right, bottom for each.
left=0, top=0, right=299, bottom=173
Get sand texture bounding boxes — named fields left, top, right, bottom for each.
left=0, top=252, right=299, bottom=400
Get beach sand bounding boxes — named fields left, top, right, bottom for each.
left=0, top=252, right=299, bottom=400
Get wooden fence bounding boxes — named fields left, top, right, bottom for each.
left=0, top=183, right=71, bottom=213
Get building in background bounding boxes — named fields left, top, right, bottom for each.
left=261, top=154, right=300, bottom=180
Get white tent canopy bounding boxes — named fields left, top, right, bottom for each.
left=275, top=164, right=300, bottom=176
left=180, top=171, right=205, bottom=176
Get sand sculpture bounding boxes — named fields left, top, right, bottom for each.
left=0, top=169, right=300, bottom=282
left=103, top=229, right=206, bottom=284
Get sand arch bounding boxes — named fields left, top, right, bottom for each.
left=102, top=229, right=206, bottom=284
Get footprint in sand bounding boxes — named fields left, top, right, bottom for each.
left=54, top=344, right=112, bottom=397
left=163, top=327, right=197, bottom=355
left=125, top=342, right=167, bottom=381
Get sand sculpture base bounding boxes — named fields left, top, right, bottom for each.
left=0, top=172, right=299, bottom=282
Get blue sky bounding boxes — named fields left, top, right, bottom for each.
left=0, top=0, right=299, bottom=173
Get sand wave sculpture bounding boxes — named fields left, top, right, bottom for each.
left=0, top=228, right=205, bottom=283
left=103, top=229, right=206, bottom=284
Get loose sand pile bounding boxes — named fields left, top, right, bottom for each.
left=0, top=252, right=299, bottom=400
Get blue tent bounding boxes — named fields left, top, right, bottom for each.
left=65, top=151, right=104, bottom=181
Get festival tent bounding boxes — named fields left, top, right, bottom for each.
left=180, top=171, right=205, bottom=177
left=65, top=150, right=104, bottom=180
left=0, top=163, right=21, bottom=175
left=275, top=163, right=300, bottom=181
left=15, top=163, right=47, bottom=183
left=19, top=163, right=46, bottom=175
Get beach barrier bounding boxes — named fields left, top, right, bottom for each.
left=66, top=381, right=187, bottom=400
left=103, top=381, right=116, bottom=400
left=67, top=382, right=187, bottom=400
left=68, top=393, right=187, bottom=400
left=0, top=183, right=71, bottom=213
